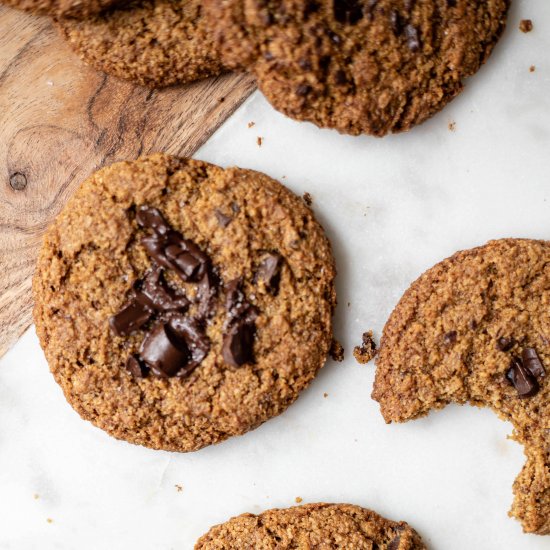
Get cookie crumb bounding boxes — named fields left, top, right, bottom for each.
left=33, top=494, right=40, bottom=500
left=330, top=339, right=345, bottom=362
left=529, top=65, right=536, bottom=73
left=257, top=137, right=263, bottom=147
left=353, top=331, right=377, bottom=364
left=46, top=518, right=53, bottom=524
left=323, top=392, right=328, bottom=398
left=295, top=497, right=303, bottom=503
left=347, top=302, right=351, bottom=307
left=519, top=19, right=533, bottom=33
left=175, top=484, right=183, bottom=492
left=248, top=121, right=256, bottom=128
left=303, top=192, right=313, bottom=206
left=448, top=121, right=456, bottom=132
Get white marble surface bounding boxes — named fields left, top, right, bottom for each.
left=1, top=1, right=549, bottom=548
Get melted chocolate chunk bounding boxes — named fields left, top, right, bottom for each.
left=496, top=336, right=514, bottom=352
left=256, top=253, right=283, bottom=295
left=222, top=318, right=257, bottom=367
left=135, top=267, right=189, bottom=312
left=136, top=205, right=171, bottom=235
left=522, top=348, right=545, bottom=378
left=222, top=279, right=258, bottom=367
left=169, top=316, right=210, bottom=370
left=126, top=355, right=148, bottom=378
left=334, top=0, right=364, bottom=25
left=443, top=330, right=457, bottom=345
left=109, top=301, right=151, bottom=336
left=140, top=323, right=189, bottom=378
left=506, top=357, right=539, bottom=398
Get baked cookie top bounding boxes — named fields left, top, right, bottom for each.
left=57, top=0, right=225, bottom=88
left=1, top=0, right=119, bottom=17
left=195, top=503, right=427, bottom=549
left=372, top=239, right=549, bottom=534
left=204, top=0, right=509, bottom=136
left=33, top=154, right=336, bottom=452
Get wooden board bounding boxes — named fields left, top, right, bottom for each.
left=0, top=6, right=256, bottom=358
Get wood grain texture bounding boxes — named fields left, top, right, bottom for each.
left=0, top=6, right=256, bottom=357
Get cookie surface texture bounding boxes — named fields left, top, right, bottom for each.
left=57, top=0, right=225, bottom=88
left=205, top=0, right=509, bottom=136
left=195, top=503, right=427, bottom=549
left=1, top=0, right=119, bottom=17
left=373, top=239, right=550, bottom=534
left=33, top=154, right=336, bottom=452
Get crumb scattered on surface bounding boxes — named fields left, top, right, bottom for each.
left=257, top=136, right=263, bottom=147
left=353, top=331, right=377, bottom=364
left=248, top=121, right=255, bottom=128
left=33, top=494, right=40, bottom=500
left=175, top=484, right=183, bottom=492
left=46, top=518, right=53, bottom=524
left=330, top=339, right=344, bottom=362
left=448, top=121, right=456, bottom=131
left=530, top=65, right=536, bottom=73
left=303, top=192, right=313, bottom=206
left=519, top=19, right=533, bottom=33
left=295, top=497, right=303, bottom=503
left=347, top=302, right=351, bottom=307
left=323, top=392, right=328, bottom=398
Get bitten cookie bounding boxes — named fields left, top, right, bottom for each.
left=195, top=503, right=427, bottom=549
left=57, top=0, right=225, bottom=88
left=204, top=0, right=509, bottom=136
left=372, top=239, right=549, bottom=535
left=1, top=0, right=119, bottom=17
left=33, top=154, right=336, bottom=452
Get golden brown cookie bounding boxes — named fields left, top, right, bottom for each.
left=204, top=0, right=509, bottom=136
left=372, top=239, right=549, bottom=534
left=195, top=503, right=427, bottom=549
left=33, top=154, right=336, bottom=452
left=57, top=0, right=226, bottom=88
left=1, top=0, right=119, bottom=17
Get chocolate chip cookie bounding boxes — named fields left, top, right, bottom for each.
left=33, top=154, right=336, bottom=452
left=57, top=0, right=225, bottom=88
left=204, top=0, right=509, bottom=136
left=1, top=0, right=119, bottom=17
left=372, top=239, right=549, bottom=534
left=195, top=503, right=427, bottom=549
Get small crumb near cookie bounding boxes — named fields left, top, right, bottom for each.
left=529, top=65, right=536, bottom=73
left=519, top=19, right=533, bottom=33
left=175, top=484, right=183, bottom=492
left=323, top=392, right=328, bottom=398
left=257, top=137, right=263, bottom=147
left=248, top=121, right=255, bottom=128
left=448, top=121, right=456, bottom=132
left=330, top=339, right=345, bottom=362
left=295, top=497, right=303, bottom=503
left=353, top=331, right=377, bottom=364
left=46, top=518, right=54, bottom=524
left=303, top=192, right=313, bottom=206
left=33, top=494, right=40, bottom=500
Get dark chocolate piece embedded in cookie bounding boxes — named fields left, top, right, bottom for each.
left=33, top=154, right=336, bottom=452
left=57, top=0, right=226, bottom=88
left=373, top=238, right=550, bottom=534
left=195, top=503, right=427, bottom=549
left=204, top=0, right=509, bottom=136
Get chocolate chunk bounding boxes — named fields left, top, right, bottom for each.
left=169, top=316, right=210, bottom=370
left=330, top=339, right=345, bottom=362
left=405, top=24, right=421, bottom=52
left=506, top=357, right=539, bottom=398
left=222, top=318, right=256, bottom=367
left=443, top=330, right=457, bottom=345
left=215, top=209, right=232, bottom=228
left=126, top=355, right=148, bottom=378
left=522, top=348, right=545, bottom=378
left=225, top=278, right=246, bottom=312
left=496, top=336, right=514, bottom=352
left=139, top=323, right=189, bottom=378
left=135, top=267, right=189, bottom=312
left=109, top=301, right=151, bottom=336
left=136, top=205, right=170, bottom=235
left=256, top=253, right=283, bottom=294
